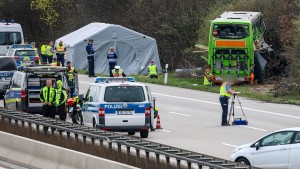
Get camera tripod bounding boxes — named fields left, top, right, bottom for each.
left=227, top=93, right=248, bottom=125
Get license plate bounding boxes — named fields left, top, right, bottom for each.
left=117, top=110, right=134, bottom=115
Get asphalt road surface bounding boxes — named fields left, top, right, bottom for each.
left=1, top=74, right=300, bottom=160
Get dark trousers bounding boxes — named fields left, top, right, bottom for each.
left=57, top=103, right=66, bottom=121
left=47, top=56, right=53, bottom=64
left=41, top=54, right=47, bottom=64
left=109, top=62, right=116, bottom=77
left=56, top=53, right=65, bottom=66
left=87, top=56, right=95, bottom=77
left=150, top=74, right=158, bottom=79
left=219, top=97, right=229, bottom=125
left=43, top=104, right=55, bottom=118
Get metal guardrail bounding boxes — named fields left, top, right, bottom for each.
left=0, top=108, right=260, bottom=169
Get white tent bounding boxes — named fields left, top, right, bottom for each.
left=55, top=22, right=161, bottom=75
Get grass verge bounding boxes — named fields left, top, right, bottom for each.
left=133, top=72, right=300, bottom=105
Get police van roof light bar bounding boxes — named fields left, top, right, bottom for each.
left=12, top=44, right=33, bottom=49
left=24, top=66, right=68, bottom=73
left=95, top=77, right=135, bottom=83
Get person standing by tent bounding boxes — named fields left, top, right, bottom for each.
left=86, top=39, right=96, bottom=77
left=45, top=41, right=55, bottom=64
left=40, top=42, right=48, bottom=64
left=107, top=47, right=118, bottom=77
left=148, top=60, right=158, bottom=79
left=55, top=40, right=67, bottom=66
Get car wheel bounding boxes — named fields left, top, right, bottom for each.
left=92, top=118, right=96, bottom=128
left=128, top=131, right=135, bottom=135
left=140, top=130, right=149, bottom=138
left=236, top=157, right=250, bottom=165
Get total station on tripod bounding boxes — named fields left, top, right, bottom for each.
left=227, top=92, right=248, bottom=125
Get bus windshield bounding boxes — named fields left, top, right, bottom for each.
left=212, top=24, right=249, bottom=39
left=0, top=32, right=22, bottom=45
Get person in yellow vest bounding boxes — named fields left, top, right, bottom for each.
left=40, top=79, right=56, bottom=118
left=203, top=67, right=212, bottom=85
left=148, top=60, right=158, bottom=79
left=66, top=61, right=76, bottom=97
left=40, top=42, right=48, bottom=64
left=219, top=76, right=236, bottom=126
left=111, top=65, right=126, bottom=77
left=45, top=41, right=55, bottom=64
left=54, top=40, right=67, bottom=66
left=50, top=58, right=61, bottom=66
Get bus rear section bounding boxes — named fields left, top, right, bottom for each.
left=0, top=21, right=24, bottom=55
left=209, top=23, right=252, bottom=83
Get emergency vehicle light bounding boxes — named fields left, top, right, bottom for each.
left=95, top=77, right=135, bottom=83
left=12, top=44, right=32, bottom=49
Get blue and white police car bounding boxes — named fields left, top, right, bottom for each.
left=82, top=77, right=158, bottom=138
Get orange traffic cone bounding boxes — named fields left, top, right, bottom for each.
left=156, top=115, right=162, bottom=129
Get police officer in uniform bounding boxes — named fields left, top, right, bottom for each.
left=66, top=61, right=76, bottom=97
left=86, top=39, right=96, bottom=77
left=219, top=77, right=236, bottom=126
left=40, top=79, right=56, bottom=118
left=55, top=80, right=67, bottom=121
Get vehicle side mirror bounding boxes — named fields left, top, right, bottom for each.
left=78, top=94, right=85, bottom=101
left=3, top=85, right=10, bottom=90
left=89, top=96, right=93, bottom=102
left=255, top=142, right=260, bottom=151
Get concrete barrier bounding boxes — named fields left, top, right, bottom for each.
left=6, top=133, right=35, bottom=168
left=0, top=131, right=139, bottom=169
left=0, top=132, right=12, bottom=161
left=30, top=142, right=60, bottom=169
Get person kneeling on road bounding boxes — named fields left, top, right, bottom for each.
left=40, top=79, right=56, bottom=118
left=111, top=65, right=126, bottom=77
left=55, top=80, right=67, bottom=121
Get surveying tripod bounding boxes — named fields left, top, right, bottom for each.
left=227, top=93, right=248, bottom=125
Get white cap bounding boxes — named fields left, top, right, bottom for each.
left=114, top=65, right=120, bottom=69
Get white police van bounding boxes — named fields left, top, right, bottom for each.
left=82, top=77, right=157, bottom=138
left=0, top=20, right=24, bottom=55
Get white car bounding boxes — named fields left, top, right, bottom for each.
left=230, top=127, right=300, bottom=169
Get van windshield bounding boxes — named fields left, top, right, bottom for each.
left=0, top=32, right=22, bottom=45
left=0, top=57, right=16, bottom=71
left=104, top=86, right=145, bottom=102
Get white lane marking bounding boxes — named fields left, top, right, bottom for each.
left=169, top=112, right=192, bottom=117
left=152, top=93, right=300, bottom=119
left=239, top=125, right=268, bottom=132
left=222, top=143, right=238, bottom=148
left=79, top=81, right=300, bottom=120
left=161, top=129, right=171, bottom=132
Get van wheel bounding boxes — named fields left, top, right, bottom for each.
left=92, top=118, right=96, bottom=128
left=140, top=130, right=149, bottom=138
left=236, top=157, right=250, bottom=165
left=128, top=131, right=135, bottom=135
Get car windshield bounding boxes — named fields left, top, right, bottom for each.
left=0, top=57, right=17, bottom=71
left=15, top=50, right=36, bottom=56
left=213, top=24, right=249, bottom=39
left=104, top=86, right=145, bottom=102
left=0, top=32, right=22, bottom=45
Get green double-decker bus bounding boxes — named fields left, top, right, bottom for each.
left=208, top=11, right=267, bottom=83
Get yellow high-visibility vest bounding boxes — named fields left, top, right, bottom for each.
left=45, top=45, right=53, bottom=56
left=149, top=65, right=157, bottom=75
left=220, top=82, right=231, bottom=97
left=41, top=45, right=47, bottom=55
left=56, top=44, right=65, bottom=53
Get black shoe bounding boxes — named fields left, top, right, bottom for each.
left=221, top=123, right=230, bottom=126
left=151, top=128, right=155, bottom=131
